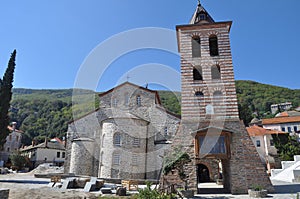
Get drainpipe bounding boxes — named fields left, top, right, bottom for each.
left=144, top=124, right=149, bottom=180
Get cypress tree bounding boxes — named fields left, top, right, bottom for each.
left=0, top=50, right=16, bottom=150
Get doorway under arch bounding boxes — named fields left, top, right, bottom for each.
left=197, top=164, right=210, bottom=183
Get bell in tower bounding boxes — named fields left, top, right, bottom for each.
left=161, top=1, right=274, bottom=195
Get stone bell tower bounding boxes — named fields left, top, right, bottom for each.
left=163, top=1, right=274, bottom=194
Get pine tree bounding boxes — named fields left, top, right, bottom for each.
left=0, top=50, right=16, bottom=150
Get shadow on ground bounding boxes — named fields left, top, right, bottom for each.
left=0, top=179, right=49, bottom=184
left=274, top=184, right=300, bottom=194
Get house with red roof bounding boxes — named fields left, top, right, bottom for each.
left=247, top=125, right=285, bottom=175
left=262, top=112, right=300, bottom=138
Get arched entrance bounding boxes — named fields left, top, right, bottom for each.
left=197, top=164, right=210, bottom=183
left=197, top=161, right=228, bottom=194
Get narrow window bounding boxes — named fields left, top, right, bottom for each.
left=57, top=152, right=60, bottom=158
left=113, top=133, right=121, bottom=146
left=281, top=127, right=286, bottom=132
left=288, top=127, right=292, bottom=133
left=62, top=152, right=65, bottom=158
left=211, top=64, right=221, bottom=79
left=164, top=127, right=168, bottom=136
left=9, top=135, right=12, bottom=141
left=112, top=153, right=120, bottom=165
left=7, top=147, right=10, bottom=152
left=270, top=139, right=274, bottom=146
left=102, top=134, right=105, bottom=148
left=209, top=35, right=219, bottom=56
left=192, top=36, right=201, bottom=57
left=136, top=95, right=141, bottom=106
left=16, top=136, right=19, bottom=142
left=100, top=151, right=104, bottom=163
left=124, top=93, right=130, bottom=106
left=133, top=137, right=140, bottom=147
left=294, top=126, right=298, bottom=132
left=112, top=97, right=117, bottom=107
left=256, top=140, right=261, bottom=147
left=193, top=67, right=203, bottom=80
left=132, top=154, right=138, bottom=166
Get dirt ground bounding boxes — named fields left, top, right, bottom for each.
left=0, top=173, right=100, bottom=199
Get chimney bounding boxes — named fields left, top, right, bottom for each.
left=45, top=137, right=48, bottom=148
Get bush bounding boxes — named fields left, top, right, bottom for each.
left=9, top=152, right=28, bottom=171
left=136, top=182, right=175, bottom=199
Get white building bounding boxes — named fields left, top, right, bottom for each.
left=271, top=102, right=292, bottom=114
left=247, top=125, right=285, bottom=175
left=20, top=138, right=66, bottom=168
left=262, top=115, right=300, bottom=137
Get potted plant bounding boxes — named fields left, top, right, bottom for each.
left=248, top=184, right=268, bottom=198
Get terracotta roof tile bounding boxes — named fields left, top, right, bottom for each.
left=247, top=125, right=286, bottom=137
left=262, top=116, right=300, bottom=125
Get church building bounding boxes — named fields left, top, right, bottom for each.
left=64, top=82, right=180, bottom=180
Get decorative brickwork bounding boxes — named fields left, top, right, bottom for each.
left=162, top=3, right=274, bottom=194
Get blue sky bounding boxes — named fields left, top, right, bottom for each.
left=0, top=0, right=299, bottom=91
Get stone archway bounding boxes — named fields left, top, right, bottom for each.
left=197, top=164, right=210, bottom=183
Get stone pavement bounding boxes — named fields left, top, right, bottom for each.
left=192, top=180, right=300, bottom=199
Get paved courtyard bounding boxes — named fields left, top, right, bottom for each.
left=0, top=173, right=299, bottom=198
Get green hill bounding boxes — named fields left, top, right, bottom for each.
left=236, top=80, right=300, bottom=116
left=9, top=81, right=300, bottom=145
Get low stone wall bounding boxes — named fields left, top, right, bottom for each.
left=0, top=188, right=9, bottom=199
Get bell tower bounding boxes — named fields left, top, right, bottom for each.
left=178, top=1, right=239, bottom=122
left=162, top=1, right=274, bottom=194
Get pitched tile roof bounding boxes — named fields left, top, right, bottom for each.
left=247, top=125, right=286, bottom=137
left=262, top=116, right=300, bottom=125
left=20, top=141, right=65, bottom=151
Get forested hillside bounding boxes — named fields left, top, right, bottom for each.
left=236, top=80, right=300, bottom=116
left=9, top=81, right=300, bottom=146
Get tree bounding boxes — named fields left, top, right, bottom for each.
left=238, top=100, right=253, bottom=126
left=272, top=134, right=300, bottom=161
left=0, top=50, right=16, bottom=150
left=9, top=151, right=28, bottom=171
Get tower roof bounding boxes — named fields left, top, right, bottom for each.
left=189, top=1, right=215, bottom=24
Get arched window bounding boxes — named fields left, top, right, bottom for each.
left=211, top=64, right=221, bottom=79
left=192, top=36, right=201, bottom=57
left=209, top=35, right=219, bottom=56
left=113, top=133, right=121, bottom=146
left=136, top=95, right=141, bottom=106
left=193, top=67, right=203, bottom=80
left=213, top=91, right=223, bottom=98
left=195, top=91, right=204, bottom=97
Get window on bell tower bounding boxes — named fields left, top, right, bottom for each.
left=192, top=36, right=201, bottom=57
left=211, top=64, right=221, bottom=80
left=209, top=35, right=219, bottom=56
left=193, top=67, right=203, bottom=80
